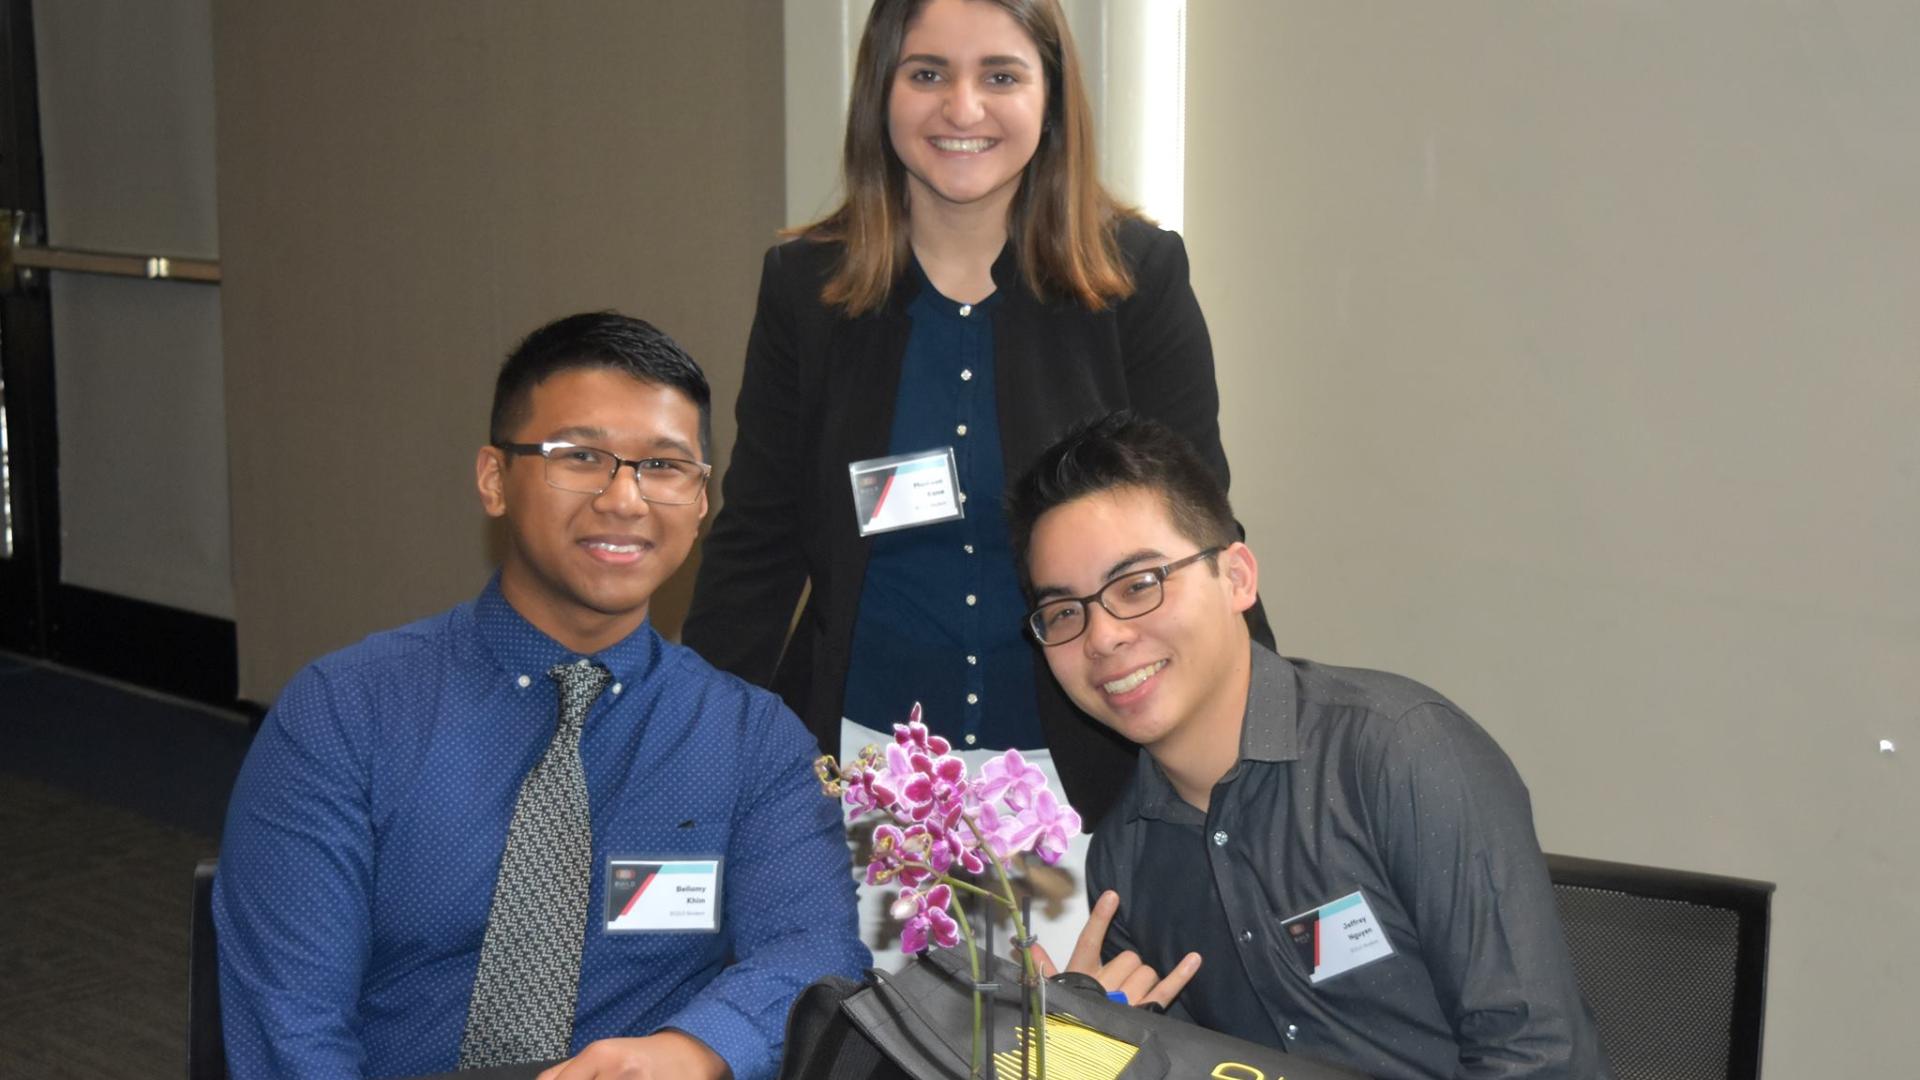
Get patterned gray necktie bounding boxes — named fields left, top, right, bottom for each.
left=459, top=659, right=610, bottom=1068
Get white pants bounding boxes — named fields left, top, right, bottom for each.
left=840, top=718, right=1092, bottom=974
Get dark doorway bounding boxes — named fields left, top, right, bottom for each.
left=0, top=0, right=237, bottom=707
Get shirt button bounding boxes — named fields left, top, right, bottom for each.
left=967, top=693, right=979, bottom=705
left=959, top=492, right=968, bottom=504
left=956, top=424, right=968, bottom=437
left=1285, top=1024, right=1299, bottom=1041
left=966, top=594, right=977, bottom=606
left=516, top=674, right=532, bottom=688
left=1212, top=830, right=1229, bottom=846
left=611, top=683, right=623, bottom=695
left=958, top=303, right=972, bottom=317
left=963, top=544, right=975, bottom=555
left=966, top=655, right=977, bottom=665
left=964, top=733, right=978, bottom=746
left=1240, top=929, right=1254, bottom=944
left=960, top=369, right=973, bottom=381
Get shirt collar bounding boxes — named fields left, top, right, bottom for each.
left=904, top=254, right=1007, bottom=321
left=1238, top=644, right=1300, bottom=764
left=1129, top=643, right=1300, bottom=823
left=470, top=572, right=661, bottom=692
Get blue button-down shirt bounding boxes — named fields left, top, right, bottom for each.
left=842, top=268, right=1044, bottom=751
left=214, top=577, right=866, bottom=1080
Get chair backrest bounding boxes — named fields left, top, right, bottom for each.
left=189, top=857, right=227, bottom=1080
left=1546, top=853, right=1773, bottom=1080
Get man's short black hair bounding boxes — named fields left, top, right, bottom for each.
left=489, top=311, right=711, bottom=458
left=1007, top=412, right=1239, bottom=584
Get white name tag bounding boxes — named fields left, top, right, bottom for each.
left=1282, top=889, right=1395, bottom=983
left=848, top=448, right=964, bottom=536
left=604, top=858, right=722, bottom=933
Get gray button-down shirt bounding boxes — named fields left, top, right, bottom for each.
left=1088, top=646, right=1609, bottom=1080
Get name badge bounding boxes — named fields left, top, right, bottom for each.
left=849, top=448, right=964, bottom=536
left=1282, top=889, right=1394, bottom=983
left=604, top=858, right=722, bottom=933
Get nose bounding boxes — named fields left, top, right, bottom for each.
left=591, top=462, right=653, bottom=517
left=943, top=79, right=984, bottom=126
left=1080, top=602, right=1136, bottom=658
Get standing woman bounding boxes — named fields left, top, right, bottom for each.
left=685, top=0, right=1269, bottom=954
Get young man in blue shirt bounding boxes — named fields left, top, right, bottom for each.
left=1008, top=414, right=1609, bottom=1080
left=215, top=313, right=867, bottom=1079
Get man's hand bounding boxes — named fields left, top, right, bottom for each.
left=535, top=1030, right=730, bottom=1080
left=1026, top=890, right=1202, bottom=1010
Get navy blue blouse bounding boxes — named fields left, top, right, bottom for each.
left=841, top=268, right=1044, bottom=751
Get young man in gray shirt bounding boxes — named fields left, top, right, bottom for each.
left=1008, top=413, right=1609, bottom=1080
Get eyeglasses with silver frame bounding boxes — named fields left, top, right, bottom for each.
left=1026, top=546, right=1225, bottom=646
left=493, top=440, right=711, bottom=505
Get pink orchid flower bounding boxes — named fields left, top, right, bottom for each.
left=881, top=720, right=970, bottom=824
left=973, top=748, right=1048, bottom=810
left=892, top=704, right=953, bottom=758
left=921, top=815, right=987, bottom=877
left=840, top=761, right=882, bottom=816
left=1016, top=788, right=1083, bottom=865
left=892, top=883, right=959, bottom=953
left=968, top=800, right=1027, bottom=862
left=865, top=823, right=934, bottom=889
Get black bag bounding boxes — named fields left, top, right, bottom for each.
left=783, top=948, right=1367, bottom=1080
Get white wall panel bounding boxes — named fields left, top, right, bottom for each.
left=36, top=0, right=231, bottom=617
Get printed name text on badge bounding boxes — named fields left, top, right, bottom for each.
left=604, top=858, right=722, bottom=932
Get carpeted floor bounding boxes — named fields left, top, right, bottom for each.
left=0, top=652, right=252, bottom=1079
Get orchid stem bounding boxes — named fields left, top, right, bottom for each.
left=960, top=813, right=1031, bottom=959
left=961, top=811, right=1047, bottom=1079
left=935, top=874, right=1002, bottom=903
left=951, top=887, right=986, bottom=1079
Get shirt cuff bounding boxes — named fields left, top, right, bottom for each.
left=656, top=996, right=770, bottom=1080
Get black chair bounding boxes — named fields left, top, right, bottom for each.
left=189, top=857, right=227, bottom=1080
left=1546, top=853, right=1773, bottom=1080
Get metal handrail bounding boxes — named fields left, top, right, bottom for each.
left=2, top=209, right=220, bottom=289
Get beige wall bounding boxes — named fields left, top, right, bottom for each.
left=215, top=2, right=784, bottom=701
left=1188, top=3, right=1918, bottom=1074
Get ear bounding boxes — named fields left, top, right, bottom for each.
left=1221, top=542, right=1259, bottom=614
left=476, top=445, right=509, bottom=519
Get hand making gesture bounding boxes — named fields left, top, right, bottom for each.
left=1024, top=890, right=1202, bottom=1010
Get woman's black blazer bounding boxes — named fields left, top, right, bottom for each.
left=684, top=218, right=1271, bottom=828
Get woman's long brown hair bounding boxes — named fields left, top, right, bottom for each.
left=796, top=0, right=1141, bottom=316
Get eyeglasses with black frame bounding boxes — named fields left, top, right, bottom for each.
left=493, top=441, right=711, bottom=506
left=1026, top=547, right=1225, bottom=646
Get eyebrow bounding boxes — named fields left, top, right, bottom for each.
left=898, top=53, right=1034, bottom=70
left=1030, top=548, right=1167, bottom=603
left=547, top=427, right=700, bottom=461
